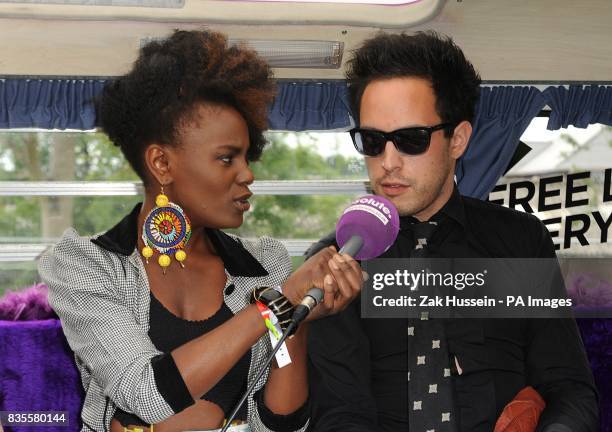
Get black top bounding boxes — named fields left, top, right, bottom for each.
left=149, top=292, right=251, bottom=418
left=306, top=188, right=599, bottom=432
left=115, top=292, right=252, bottom=426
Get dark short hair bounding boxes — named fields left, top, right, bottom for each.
left=346, top=31, right=481, bottom=135
left=97, top=29, right=275, bottom=182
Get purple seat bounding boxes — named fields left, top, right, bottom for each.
left=0, top=320, right=83, bottom=432
left=577, top=317, right=612, bottom=432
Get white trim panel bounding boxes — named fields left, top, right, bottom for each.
left=0, top=180, right=370, bottom=196
left=0, top=239, right=315, bottom=260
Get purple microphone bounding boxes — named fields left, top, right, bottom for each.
left=292, top=195, right=400, bottom=324
left=336, top=194, right=400, bottom=260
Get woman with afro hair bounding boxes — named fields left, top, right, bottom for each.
left=39, top=29, right=363, bottom=432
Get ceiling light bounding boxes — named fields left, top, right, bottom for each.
left=230, top=39, right=344, bottom=69
left=140, top=37, right=344, bottom=69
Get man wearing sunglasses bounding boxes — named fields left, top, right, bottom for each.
left=305, top=31, right=598, bottom=432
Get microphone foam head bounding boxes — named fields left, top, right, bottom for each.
left=336, top=194, right=400, bottom=260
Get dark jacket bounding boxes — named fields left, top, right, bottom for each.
left=306, top=190, right=599, bottom=432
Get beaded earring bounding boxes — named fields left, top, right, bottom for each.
left=141, top=185, right=191, bottom=274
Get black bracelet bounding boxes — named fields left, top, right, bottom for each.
left=251, top=286, right=296, bottom=335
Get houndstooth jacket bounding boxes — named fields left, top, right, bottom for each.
left=38, top=204, right=309, bottom=432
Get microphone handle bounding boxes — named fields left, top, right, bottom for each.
left=339, top=234, right=364, bottom=256
left=291, top=288, right=321, bottom=325
left=293, top=235, right=365, bottom=324
left=310, top=234, right=364, bottom=300
left=303, top=287, right=324, bottom=306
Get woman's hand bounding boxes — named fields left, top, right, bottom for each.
left=282, top=246, right=364, bottom=321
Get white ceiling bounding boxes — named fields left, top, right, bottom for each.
left=0, top=0, right=610, bottom=81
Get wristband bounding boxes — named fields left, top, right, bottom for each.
left=251, top=286, right=296, bottom=335
left=254, top=300, right=292, bottom=367
left=256, top=300, right=281, bottom=339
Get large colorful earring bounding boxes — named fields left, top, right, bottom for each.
left=141, top=185, right=191, bottom=274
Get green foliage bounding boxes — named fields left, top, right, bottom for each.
left=0, top=262, right=40, bottom=298
left=0, top=197, right=34, bottom=240
left=72, top=196, right=142, bottom=235
left=234, top=194, right=357, bottom=239
left=253, top=133, right=365, bottom=180
left=73, top=133, right=139, bottom=181
left=0, top=132, right=139, bottom=241
left=233, top=133, right=365, bottom=239
left=0, top=130, right=364, bottom=293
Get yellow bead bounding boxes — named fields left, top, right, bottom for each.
left=142, top=246, right=153, bottom=258
left=155, top=193, right=169, bottom=207
left=175, top=250, right=186, bottom=262
left=175, top=250, right=186, bottom=268
left=158, top=254, right=171, bottom=267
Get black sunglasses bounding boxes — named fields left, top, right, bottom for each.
left=349, top=123, right=453, bottom=157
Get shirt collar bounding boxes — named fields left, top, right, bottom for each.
left=440, top=185, right=466, bottom=228
left=399, top=185, right=466, bottom=229
left=91, top=203, right=269, bottom=277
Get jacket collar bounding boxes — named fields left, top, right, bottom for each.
left=91, top=203, right=268, bottom=277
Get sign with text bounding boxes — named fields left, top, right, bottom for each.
left=489, top=169, right=612, bottom=250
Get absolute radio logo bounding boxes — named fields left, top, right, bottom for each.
left=343, top=196, right=393, bottom=225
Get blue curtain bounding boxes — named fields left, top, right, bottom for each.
left=269, top=81, right=352, bottom=131
left=0, top=78, right=105, bottom=130
left=543, top=85, right=612, bottom=130
left=0, top=79, right=352, bottom=132
left=455, top=86, right=546, bottom=200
